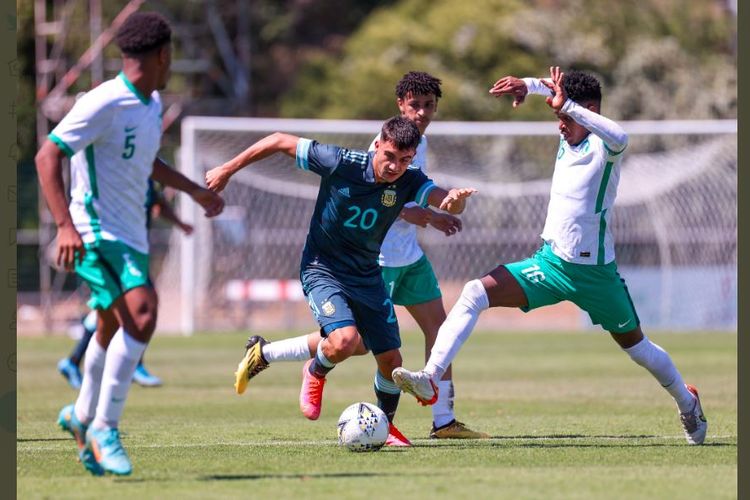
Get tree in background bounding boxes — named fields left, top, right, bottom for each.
left=281, top=0, right=736, bottom=122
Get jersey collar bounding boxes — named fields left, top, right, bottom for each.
left=118, top=71, right=151, bottom=105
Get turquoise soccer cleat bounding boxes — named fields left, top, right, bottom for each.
left=57, top=358, right=83, bottom=390
left=57, top=404, right=87, bottom=451
left=85, top=427, right=132, bottom=476
left=133, top=363, right=162, bottom=387
left=57, top=404, right=103, bottom=476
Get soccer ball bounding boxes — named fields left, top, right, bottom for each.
left=336, top=402, right=389, bottom=452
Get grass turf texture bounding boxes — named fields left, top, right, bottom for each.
left=18, top=331, right=736, bottom=499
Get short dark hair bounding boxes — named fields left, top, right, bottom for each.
left=116, top=12, right=172, bottom=56
left=563, top=70, right=602, bottom=105
left=380, top=116, right=421, bottom=151
left=395, top=71, right=442, bottom=100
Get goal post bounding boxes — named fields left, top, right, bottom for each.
left=164, top=117, right=736, bottom=335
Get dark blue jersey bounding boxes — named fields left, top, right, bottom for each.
left=296, top=138, right=435, bottom=284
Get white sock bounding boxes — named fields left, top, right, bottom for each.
left=82, top=310, right=98, bottom=332
left=425, top=280, right=489, bottom=379
left=91, top=329, right=147, bottom=430
left=262, top=334, right=313, bottom=362
left=74, top=337, right=107, bottom=424
left=623, top=336, right=695, bottom=413
left=432, top=380, right=456, bottom=428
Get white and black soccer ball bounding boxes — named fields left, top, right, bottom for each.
left=337, top=402, right=389, bottom=452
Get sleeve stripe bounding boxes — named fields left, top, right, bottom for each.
left=603, top=142, right=626, bottom=156
left=415, top=181, right=436, bottom=207
left=48, top=133, right=75, bottom=158
left=295, top=138, right=312, bottom=171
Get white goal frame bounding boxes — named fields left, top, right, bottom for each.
left=178, top=117, right=736, bottom=335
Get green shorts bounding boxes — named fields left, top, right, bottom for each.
left=381, top=255, right=442, bottom=306
left=75, top=239, right=151, bottom=310
left=504, top=243, right=640, bottom=333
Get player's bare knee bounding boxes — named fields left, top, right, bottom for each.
left=376, top=349, right=402, bottom=376
left=327, top=330, right=360, bottom=357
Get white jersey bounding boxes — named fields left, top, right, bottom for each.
left=49, top=72, right=163, bottom=254
left=369, top=134, right=428, bottom=267
left=524, top=78, right=628, bottom=265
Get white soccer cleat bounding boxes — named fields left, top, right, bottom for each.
left=680, top=384, right=707, bottom=445
left=392, top=367, right=438, bottom=406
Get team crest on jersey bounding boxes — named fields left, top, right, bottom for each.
left=322, top=300, right=336, bottom=317
left=381, top=189, right=397, bottom=207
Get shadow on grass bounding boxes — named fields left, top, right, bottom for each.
left=17, top=437, right=70, bottom=443
left=417, top=434, right=736, bottom=449
left=199, top=472, right=397, bottom=481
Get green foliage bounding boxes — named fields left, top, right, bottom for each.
left=281, top=0, right=736, bottom=121
left=18, top=331, right=737, bottom=498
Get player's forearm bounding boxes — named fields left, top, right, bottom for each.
left=522, top=78, right=553, bottom=97
left=152, top=157, right=204, bottom=195
left=154, top=199, right=186, bottom=228
left=223, top=132, right=299, bottom=175
left=35, top=142, right=75, bottom=229
left=561, top=99, right=629, bottom=152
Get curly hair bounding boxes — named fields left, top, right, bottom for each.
left=395, top=71, right=442, bottom=100
left=380, top=115, right=421, bottom=151
left=116, top=12, right=172, bottom=56
left=563, top=70, right=602, bottom=105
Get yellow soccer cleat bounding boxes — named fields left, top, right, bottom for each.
left=234, top=335, right=270, bottom=394
left=430, top=420, right=490, bottom=439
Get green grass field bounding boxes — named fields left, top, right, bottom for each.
left=18, top=330, right=737, bottom=499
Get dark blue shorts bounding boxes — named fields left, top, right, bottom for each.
left=300, top=268, right=400, bottom=355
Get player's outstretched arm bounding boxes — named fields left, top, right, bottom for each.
left=400, top=205, right=463, bottom=236
left=489, top=75, right=552, bottom=107
left=35, top=139, right=85, bottom=270
left=152, top=192, right=194, bottom=235
left=152, top=158, right=225, bottom=217
left=541, top=66, right=628, bottom=152
left=205, top=132, right=300, bottom=193
left=428, top=211, right=462, bottom=237
left=427, top=186, right=477, bottom=215
left=400, top=205, right=432, bottom=227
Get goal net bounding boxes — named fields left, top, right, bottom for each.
left=157, top=118, right=736, bottom=334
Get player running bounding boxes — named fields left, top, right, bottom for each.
left=233, top=71, right=487, bottom=440
left=57, top=180, right=194, bottom=390
left=36, top=12, right=224, bottom=476
left=392, top=66, right=707, bottom=445
left=206, top=116, right=476, bottom=447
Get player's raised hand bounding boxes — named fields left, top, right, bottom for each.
left=56, top=224, right=85, bottom=271
left=489, top=76, right=528, bottom=108
left=191, top=187, right=225, bottom=217
left=540, top=66, right=566, bottom=111
left=429, top=212, right=462, bottom=237
left=205, top=165, right=233, bottom=193
left=439, top=187, right=477, bottom=213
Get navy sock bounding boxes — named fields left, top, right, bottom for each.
left=375, top=388, right=400, bottom=424
left=70, top=327, right=95, bottom=367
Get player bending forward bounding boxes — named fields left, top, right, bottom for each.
left=233, top=71, right=487, bottom=440
left=392, top=67, right=707, bottom=445
left=206, top=116, right=476, bottom=446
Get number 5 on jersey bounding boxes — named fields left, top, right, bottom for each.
left=122, top=134, right=136, bottom=159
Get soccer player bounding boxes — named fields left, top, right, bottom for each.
left=392, top=66, right=708, bottom=445
left=206, top=116, right=476, bottom=446
left=36, top=12, right=224, bottom=476
left=233, top=72, right=487, bottom=439
left=57, top=181, right=194, bottom=390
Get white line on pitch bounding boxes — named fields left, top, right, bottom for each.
left=18, top=434, right=736, bottom=451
